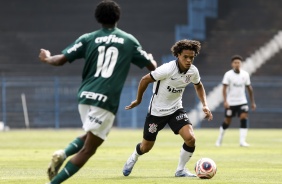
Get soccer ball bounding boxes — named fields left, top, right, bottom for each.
left=195, top=158, right=217, bottom=179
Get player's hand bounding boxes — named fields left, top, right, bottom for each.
left=203, top=106, right=213, bottom=121
left=223, top=101, right=229, bottom=109
left=251, top=103, right=256, bottom=111
left=39, top=48, right=51, bottom=62
left=125, top=100, right=141, bottom=110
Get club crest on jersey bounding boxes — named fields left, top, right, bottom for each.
left=148, top=123, right=158, bottom=133
left=185, top=75, right=192, bottom=83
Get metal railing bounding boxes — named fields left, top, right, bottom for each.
left=0, top=76, right=281, bottom=129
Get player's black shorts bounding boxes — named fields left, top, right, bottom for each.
left=143, top=108, right=192, bottom=141
left=225, top=104, right=249, bottom=117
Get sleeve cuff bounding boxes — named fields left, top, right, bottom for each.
left=150, top=72, right=156, bottom=81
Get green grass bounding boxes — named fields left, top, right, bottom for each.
left=0, top=128, right=281, bottom=184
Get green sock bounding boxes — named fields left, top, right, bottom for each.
left=64, top=138, right=84, bottom=157
left=51, top=161, right=80, bottom=184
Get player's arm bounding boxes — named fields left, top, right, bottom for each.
left=246, top=85, right=256, bottom=111
left=145, top=54, right=157, bottom=71
left=39, top=49, right=68, bottom=66
left=194, top=81, right=213, bottom=121
left=222, top=84, right=229, bottom=109
left=125, top=73, right=155, bottom=110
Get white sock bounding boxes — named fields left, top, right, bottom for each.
left=176, top=147, right=193, bottom=171
left=240, top=128, right=248, bottom=143
left=216, top=126, right=225, bottom=143
left=131, top=149, right=140, bottom=161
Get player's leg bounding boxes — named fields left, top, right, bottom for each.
left=123, top=139, right=155, bottom=176
left=47, top=134, right=86, bottom=180
left=49, top=132, right=104, bottom=184
left=167, top=109, right=196, bottom=177
left=49, top=105, right=115, bottom=184
left=175, top=124, right=196, bottom=177
left=216, top=107, right=233, bottom=146
left=47, top=105, right=90, bottom=180
left=239, top=104, right=249, bottom=147
left=123, top=114, right=167, bottom=176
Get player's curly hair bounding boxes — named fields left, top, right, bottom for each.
left=95, top=0, right=121, bottom=25
left=231, top=55, right=243, bottom=62
left=171, top=39, right=201, bottom=57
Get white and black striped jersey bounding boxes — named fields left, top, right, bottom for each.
left=149, top=60, right=201, bottom=116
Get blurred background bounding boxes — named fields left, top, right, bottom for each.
left=0, top=0, right=281, bottom=129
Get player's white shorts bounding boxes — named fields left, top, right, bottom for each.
left=78, top=104, right=115, bottom=140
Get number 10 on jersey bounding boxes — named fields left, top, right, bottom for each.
left=94, top=46, right=119, bottom=78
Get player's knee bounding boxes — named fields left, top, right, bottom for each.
left=224, top=118, right=232, bottom=124
left=240, top=113, right=248, bottom=119
left=184, top=135, right=195, bottom=147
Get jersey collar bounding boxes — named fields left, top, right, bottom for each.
left=233, top=69, right=240, bottom=74
left=175, top=59, right=188, bottom=74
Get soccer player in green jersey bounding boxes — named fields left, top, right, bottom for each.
left=39, top=1, right=156, bottom=183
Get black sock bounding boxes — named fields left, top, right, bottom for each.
left=240, top=119, right=248, bottom=128
left=222, top=122, right=229, bottom=130
left=182, top=143, right=195, bottom=153
left=136, top=143, right=144, bottom=155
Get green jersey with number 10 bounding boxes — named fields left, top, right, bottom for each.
left=62, top=28, right=152, bottom=114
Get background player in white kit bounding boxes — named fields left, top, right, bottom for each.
left=215, top=55, right=256, bottom=147
left=122, top=39, right=213, bottom=177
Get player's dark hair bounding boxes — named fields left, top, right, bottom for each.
left=231, top=55, right=243, bottom=62
left=95, top=0, right=121, bottom=25
left=171, top=39, right=201, bottom=57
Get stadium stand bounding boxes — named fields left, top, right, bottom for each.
left=196, top=0, right=282, bottom=76
left=0, top=0, right=281, bottom=128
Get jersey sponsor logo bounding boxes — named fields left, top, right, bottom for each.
left=88, top=115, right=102, bottom=125
left=176, top=113, right=189, bottom=121
left=148, top=123, right=158, bottom=133
left=95, top=35, right=124, bottom=44
left=167, top=86, right=183, bottom=93
left=80, top=91, right=108, bottom=102
left=233, top=83, right=243, bottom=87
left=170, top=77, right=178, bottom=80
left=67, top=42, right=83, bottom=53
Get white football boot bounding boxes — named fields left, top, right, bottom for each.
left=240, top=141, right=250, bottom=147
left=47, top=150, right=66, bottom=180
left=122, top=154, right=138, bottom=176
left=175, top=168, right=196, bottom=177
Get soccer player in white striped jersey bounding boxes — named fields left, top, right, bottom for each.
left=122, top=39, right=213, bottom=178
left=215, top=55, right=256, bottom=147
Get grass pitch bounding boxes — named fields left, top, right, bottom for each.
left=0, top=128, right=281, bottom=184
